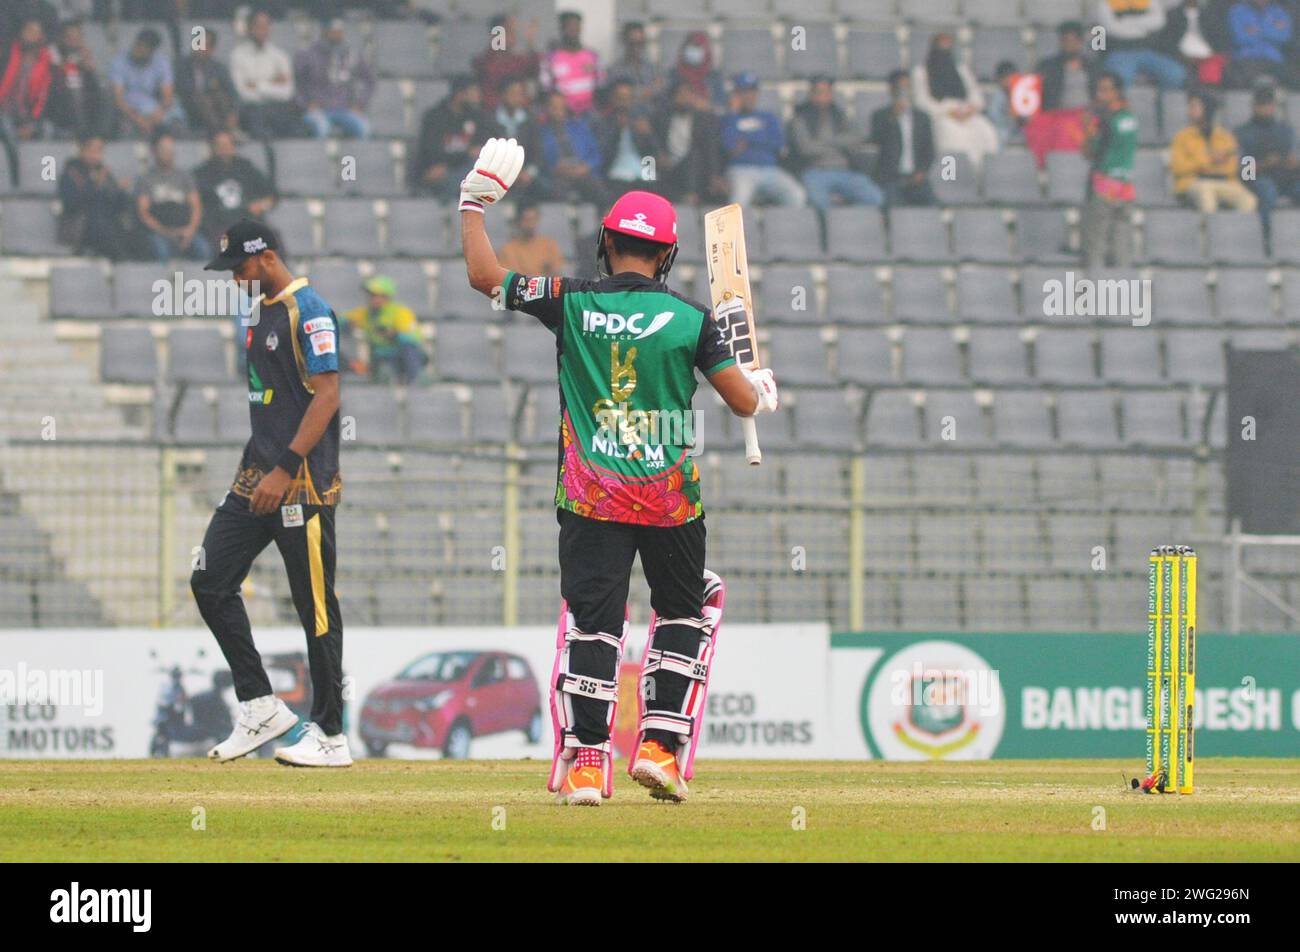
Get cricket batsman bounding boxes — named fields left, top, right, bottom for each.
left=192, top=219, right=351, bottom=767
left=459, top=138, right=779, bottom=804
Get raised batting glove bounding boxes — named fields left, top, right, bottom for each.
left=459, top=137, right=526, bottom=213
left=744, top=367, right=779, bottom=415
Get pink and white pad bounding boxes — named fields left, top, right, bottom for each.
left=629, top=569, right=725, bottom=782
left=547, top=603, right=629, bottom=799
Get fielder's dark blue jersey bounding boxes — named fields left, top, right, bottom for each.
left=231, top=276, right=342, bottom=506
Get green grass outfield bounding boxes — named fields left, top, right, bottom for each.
left=2, top=758, right=1297, bottom=862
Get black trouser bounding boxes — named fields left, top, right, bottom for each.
left=558, top=509, right=706, bottom=750
left=190, top=493, right=344, bottom=736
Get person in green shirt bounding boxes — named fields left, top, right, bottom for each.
left=1082, top=71, right=1139, bottom=271
left=340, top=274, right=428, bottom=384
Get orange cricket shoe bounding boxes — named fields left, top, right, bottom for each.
left=555, top=748, right=605, bottom=806
left=630, top=739, right=688, bottom=803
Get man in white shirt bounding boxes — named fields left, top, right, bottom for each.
left=231, top=8, right=305, bottom=139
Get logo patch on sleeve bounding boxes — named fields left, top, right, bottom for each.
left=310, top=330, right=336, bottom=355
left=521, top=276, right=546, bottom=302
left=303, top=317, right=333, bottom=335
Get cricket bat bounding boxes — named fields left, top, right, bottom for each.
left=704, top=204, right=763, bottom=466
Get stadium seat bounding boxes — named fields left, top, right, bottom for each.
left=891, top=266, right=953, bottom=322
left=991, top=391, right=1053, bottom=446
left=907, top=0, right=960, bottom=25
left=1143, top=209, right=1205, bottom=265
left=435, top=269, right=496, bottom=319
left=845, top=28, right=902, bottom=80
left=522, top=384, right=561, bottom=446
left=368, top=80, right=409, bottom=137
left=1133, top=150, right=1173, bottom=205
left=306, top=261, right=362, bottom=311
left=1034, top=328, right=1097, bottom=383
left=968, top=328, right=1030, bottom=383
left=466, top=384, right=516, bottom=443
left=865, top=391, right=922, bottom=446
left=1099, top=328, right=1161, bottom=384
left=900, top=328, right=963, bottom=383
left=1164, top=329, right=1226, bottom=386
left=100, top=326, right=158, bottom=384
left=889, top=207, right=950, bottom=262
left=1045, top=152, right=1089, bottom=204
left=792, top=388, right=859, bottom=450
left=826, top=207, right=887, bottom=262
left=764, top=207, right=823, bottom=260
left=1015, top=209, right=1074, bottom=263
left=407, top=386, right=466, bottom=444
left=375, top=260, right=432, bottom=314
left=1123, top=391, right=1186, bottom=446
left=388, top=198, right=449, bottom=258
left=826, top=266, right=887, bottom=323
left=272, top=141, right=336, bottom=196
left=721, top=27, right=780, bottom=81
left=760, top=266, right=822, bottom=323
left=1216, top=268, right=1276, bottom=324
left=52, top=265, right=116, bottom=322
left=786, top=21, right=838, bottom=78
left=836, top=328, right=895, bottom=384
left=1130, top=87, right=1161, bottom=146
left=956, top=268, right=1017, bottom=322
left=435, top=323, right=499, bottom=382
left=766, top=327, right=830, bottom=385
left=1271, top=209, right=1300, bottom=263
left=1056, top=391, right=1120, bottom=447
left=933, top=154, right=981, bottom=206
left=1, top=199, right=61, bottom=254
left=983, top=150, right=1042, bottom=205
left=1028, top=0, right=1085, bottom=27
left=322, top=200, right=382, bottom=257
left=1150, top=267, right=1213, bottom=324
left=167, top=327, right=229, bottom=384
left=503, top=331, right=559, bottom=385
left=436, top=18, right=489, bottom=77
left=18, top=141, right=76, bottom=195
left=373, top=20, right=434, bottom=78
left=337, top=140, right=402, bottom=197
left=268, top=200, right=317, bottom=257
left=970, top=27, right=1027, bottom=81
left=853, top=88, right=891, bottom=123
left=344, top=385, right=404, bottom=446
left=953, top=209, right=1013, bottom=263
left=1207, top=213, right=1267, bottom=266
left=924, top=390, right=989, bottom=445
left=216, top=387, right=248, bottom=442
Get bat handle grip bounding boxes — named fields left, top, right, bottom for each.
left=742, top=417, right=761, bottom=466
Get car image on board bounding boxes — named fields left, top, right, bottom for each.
left=359, top=650, right=543, bottom=759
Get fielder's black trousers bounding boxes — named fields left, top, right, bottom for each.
left=558, top=508, right=706, bottom=750
left=190, top=493, right=344, bottom=736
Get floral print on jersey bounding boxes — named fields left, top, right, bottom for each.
left=556, top=413, right=703, bottom=526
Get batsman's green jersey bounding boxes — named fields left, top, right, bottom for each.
left=502, top=270, right=735, bottom=526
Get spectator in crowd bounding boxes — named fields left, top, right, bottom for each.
left=410, top=75, right=488, bottom=199
left=1025, top=21, right=1098, bottom=167
left=489, top=76, right=541, bottom=192
left=0, top=16, right=53, bottom=142
left=987, top=61, right=1024, bottom=146
left=722, top=72, right=805, bottom=206
left=295, top=17, right=374, bottom=139
left=231, top=8, right=303, bottom=139
left=537, top=88, right=606, bottom=204
left=473, top=14, right=539, bottom=111
left=540, top=10, right=602, bottom=115
left=58, top=134, right=134, bottom=259
left=788, top=75, right=882, bottom=211
left=48, top=18, right=104, bottom=138
left=1170, top=89, right=1258, bottom=210
left=596, top=78, right=661, bottom=193
left=175, top=27, right=239, bottom=138
left=1096, top=0, right=1188, bottom=91
left=1082, top=72, right=1139, bottom=270
left=110, top=27, right=181, bottom=138
left=870, top=69, right=937, bottom=206
left=0, top=2, right=58, bottom=45
left=1226, top=0, right=1297, bottom=88
left=499, top=200, right=566, bottom=275
left=671, top=31, right=725, bottom=112
left=608, top=20, right=664, bottom=107
left=341, top=275, right=427, bottom=385
left=652, top=78, right=726, bottom=205
left=193, top=128, right=276, bottom=245
left=135, top=130, right=211, bottom=263
left=1164, top=1, right=1219, bottom=86
left=1235, top=82, right=1300, bottom=236
left=912, top=32, right=1000, bottom=170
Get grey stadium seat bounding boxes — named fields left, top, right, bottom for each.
left=114, top=262, right=177, bottom=317
left=1034, top=328, right=1097, bottom=383
left=343, top=385, right=404, bottom=445
left=522, top=384, right=561, bottom=446
left=889, top=207, right=950, bottom=262
left=1046, top=151, right=1089, bottom=204
left=322, top=200, right=383, bottom=257
left=845, top=29, right=902, bottom=80
left=965, top=0, right=1024, bottom=25
left=971, top=27, right=1027, bottom=81
left=953, top=208, right=1013, bottom=263
left=865, top=391, right=922, bottom=446
left=826, top=266, right=887, bottom=323
left=764, top=206, right=823, bottom=260
left=854, top=88, right=891, bottom=124
left=377, top=260, right=433, bottom=314
left=968, top=328, right=1030, bottom=383
left=1056, top=391, right=1120, bottom=447
left=503, top=332, right=559, bottom=384
left=1100, top=328, right=1161, bottom=384
left=992, top=391, right=1054, bottom=446
left=2, top=200, right=61, bottom=254
left=765, top=328, right=829, bottom=386
left=466, top=384, right=516, bottom=443
left=268, top=200, right=317, bottom=257
left=900, top=328, right=963, bottom=383
left=167, top=327, right=229, bottom=384
left=1133, top=150, right=1172, bottom=204
left=1123, top=392, right=1186, bottom=447
left=956, top=268, right=1017, bottom=322
left=933, top=154, right=981, bottom=206
left=836, top=328, right=895, bottom=384
left=793, top=389, right=860, bottom=450
left=373, top=21, right=434, bottom=78
left=537, top=203, right=576, bottom=259
left=1271, top=209, right=1300, bottom=263
left=434, top=323, right=498, bottom=382
left=1015, top=209, right=1074, bottom=263
left=305, top=261, right=362, bottom=312
left=436, top=19, right=490, bottom=77
left=435, top=270, right=496, bottom=319
left=1216, top=268, right=1276, bottom=323
left=407, top=387, right=466, bottom=444
left=1143, top=209, right=1205, bottom=266
left=1164, top=329, right=1226, bottom=386
left=19, top=141, right=76, bottom=194
left=272, top=141, right=336, bottom=196
left=51, top=265, right=113, bottom=319
left=760, top=266, right=822, bottom=323
left=388, top=198, right=449, bottom=257
left=337, top=140, right=402, bottom=196
left=786, top=21, right=838, bottom=78
left=1131, top=87, right=1161, bottom=146
left=891, top=266, right=953, bottom=322
left=826, top=207, right=887, bottom=262
left=1151, top=268, right=1213, bottom=324
left=925, top=390, right=989, bottom=445
left=1207, top=213, right=1267, bottom=266
left=983, top=150, right=1042, bottom=205
left=722, top=28, right=780, bottom=81
left=368, top=80, right=409, bottom=137
left=100, top=326, right=158, bottom=384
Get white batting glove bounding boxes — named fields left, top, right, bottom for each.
left=744, top=367, right=779, bottom=415
left=459, top=137, right=526, bottom=213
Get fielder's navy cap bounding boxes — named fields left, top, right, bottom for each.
left=205, top=219, right=280, bottom=270
left=732, top=71, right=759, bottom=90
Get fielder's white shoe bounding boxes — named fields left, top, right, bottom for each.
left=274, top=721, right=353, bottom=767
left=208, top=694, right=298, bottom=762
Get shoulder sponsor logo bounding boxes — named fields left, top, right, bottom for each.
left=617, top=212, right=656, bottom=237
left=302, top=317, right=332, bottom=335
left=521, top=276, right=547, bottom=302
left=310, top=330, right=335, bottom=355
left=265, top=330, right=278, bottom=351
left=581, top=309, right=674, bottom=339
left=551, top=276, right=563, bottom=297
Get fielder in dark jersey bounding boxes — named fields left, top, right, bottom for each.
left=191, top=219, right=351, bottom=768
